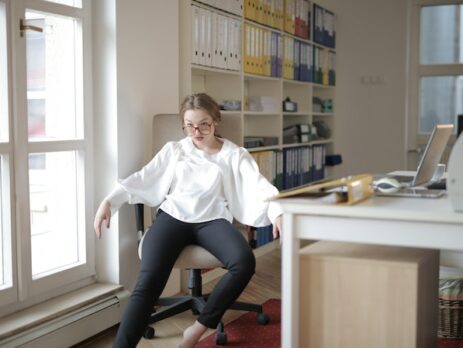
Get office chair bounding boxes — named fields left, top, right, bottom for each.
left=134, top=114, right=270, bottom=345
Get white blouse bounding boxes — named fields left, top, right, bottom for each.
left=105, top=137, right=282, bottom=227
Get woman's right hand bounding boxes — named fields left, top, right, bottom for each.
left=94, top=200, right=111, bottom=239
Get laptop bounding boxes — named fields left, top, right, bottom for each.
left=376, top=124, right=454, bottom=198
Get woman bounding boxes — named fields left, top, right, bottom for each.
left=94, top=93, right=282, bottom=348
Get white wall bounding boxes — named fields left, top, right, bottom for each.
left=93, top=0, right=180, bottom=292
left=93, top=0, right=119, bottom=285
left=321, top=0, right=408, bottom=176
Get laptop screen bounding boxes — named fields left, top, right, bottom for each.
left=412, top=124, right=453, bottom=186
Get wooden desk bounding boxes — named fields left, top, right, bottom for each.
left=280, top=194, right=463, bottom=348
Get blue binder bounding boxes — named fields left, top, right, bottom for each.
left=313, top=4, right=324, bottom=45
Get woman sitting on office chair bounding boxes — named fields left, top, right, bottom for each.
left=94, top=93, right=283, bottom=348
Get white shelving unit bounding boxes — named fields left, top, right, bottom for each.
left=179, top=0, right=336, bottom=169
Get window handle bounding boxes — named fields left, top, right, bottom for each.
left=19, top=19, right=43, bottom=37
left=407, top=148, right=422, bottom=154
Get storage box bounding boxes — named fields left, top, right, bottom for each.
left=299, top=241, right=439, bottom=348
left=438, top=277, right=463, bottom=338
left=248, top=96, right=279, bottom=112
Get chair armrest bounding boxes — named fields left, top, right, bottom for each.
left=135, top=203, right=144, bottom=242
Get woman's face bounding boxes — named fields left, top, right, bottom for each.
left=183, top=109, right=217, bottom=146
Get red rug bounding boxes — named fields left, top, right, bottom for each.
left=440, top=340, right=463, bottom=348
left=197, top=299, right=463, bottom=347
left=197, top=299, right=281, bottom=348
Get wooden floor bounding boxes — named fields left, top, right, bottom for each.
left=74, top=247, right=281, bottom=348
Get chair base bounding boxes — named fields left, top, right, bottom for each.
left=145, top=282, right=268, bottom=345
left=145, top=293, right=267, bottom=345
left=147, top=293, right=265, bottom=325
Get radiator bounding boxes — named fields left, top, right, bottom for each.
left=0, top=290, right=130, bottom=348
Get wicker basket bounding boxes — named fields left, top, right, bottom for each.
left=439, top=278, right=463, bottom=339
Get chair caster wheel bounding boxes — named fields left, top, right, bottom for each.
left=143, top=326, right=155, bottom=339
left=215, top=331, right=227, bottom=345
left=257, top=312, right=270, bottom=325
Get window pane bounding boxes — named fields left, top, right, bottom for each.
left=44, top=0, right=82, bottom=8
left=0, top=155, right=12, bottom=289
left=25, top=10, right=83, bottom=141
left=0, top=1, right=8, bottom=142
left=29, top=151, right=84, bottom=278
left=419, top=76, right=463, bottom=133
left=420, top=5, right=463, bottom=65
left=0, top=157, right=4, bottom=286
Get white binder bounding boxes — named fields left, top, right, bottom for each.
left=199, top=7, right=207, bottom=65
left=211, top=11, right=219, bottom=68
left=227, top=17, right=235, bottom=70
left=191, top=6, right=201, bottom=65
left=205, top=9, right=213, bottom=67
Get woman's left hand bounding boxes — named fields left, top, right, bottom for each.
left=272, top=215, right=283, bottom=241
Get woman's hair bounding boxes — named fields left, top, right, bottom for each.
left=179, top=93, right=222, bottom=124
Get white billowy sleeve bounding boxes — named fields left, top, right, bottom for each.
left=104, top=142, right=179, bottom=215
left=226, top=150, right=283, bottom=227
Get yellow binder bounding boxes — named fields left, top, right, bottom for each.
left=244, top=0, right=255, bottom=21
left=270, top=174, right=374, bottom=205
left=243, top=23, right=252, bottom=73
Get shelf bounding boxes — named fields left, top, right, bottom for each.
left=310, top=139, right=334, bottom=145
left=282, top=31, right=312, bottom=46
left=283, top=78, right=312, bottom=86
left=244, top=111, right=280, bottom=116
left=246, top=139, right=334, bottom=153
left=247, top=145, right=282, bottom=152
left=281, top=139, right=334, bottom=148
left=192, top=64, right=241, bottom=76
left=244, top=73, right=281, bottom=82
left=243, top=18, right=282, bottom=33
left=221, top=110, right=241, bottom=115
left=312, top=112, right=334, bottom=117
left=313, top=83, right=335, bottom=89
left=283, top=112, right=311, bottom=117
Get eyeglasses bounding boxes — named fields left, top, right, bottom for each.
left=183, top=122, right=213, bottom=135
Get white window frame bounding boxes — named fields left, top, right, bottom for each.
left=408, top=0, right=463, bottom=158
left=0, top=0, right=17, bottom=307
left=0, top=0, right=94, bottom=313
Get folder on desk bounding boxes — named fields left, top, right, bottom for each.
left=270, top=174, right=374, bottom=205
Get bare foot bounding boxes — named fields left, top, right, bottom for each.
left=178, top=320, right=208, bottom=348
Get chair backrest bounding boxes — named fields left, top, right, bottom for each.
left=152, top=114, right=184, bottom=154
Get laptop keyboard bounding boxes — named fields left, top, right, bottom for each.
left=389, top=175, right=414, bottom=183
left=426, top=179, right=447, bottom=190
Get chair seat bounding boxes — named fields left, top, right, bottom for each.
left=174, top=245, right=223, bottom=269
left=138, top=230, right=223, bottom=269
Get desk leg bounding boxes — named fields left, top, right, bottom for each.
left=282, top=213, right=300, bottom=348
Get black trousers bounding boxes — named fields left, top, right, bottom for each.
left=114, top=210, right=256, bottom=347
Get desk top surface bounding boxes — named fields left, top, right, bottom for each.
left=278, top=171, right=463, bottom=225
left=278, top=194, right=463, bottom=224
